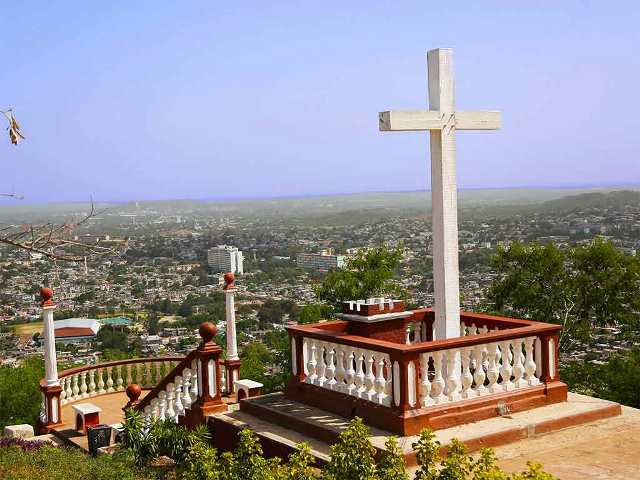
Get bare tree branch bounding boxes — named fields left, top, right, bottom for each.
left=0, top=198, right=128, bottom=262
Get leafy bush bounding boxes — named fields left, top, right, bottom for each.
left=0, top=357, right=44, bottom=429
left=120, top=408, right=210, bottom=466
left=412, top=428, right=558, bottom=480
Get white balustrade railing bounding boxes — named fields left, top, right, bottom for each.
left=59, top=358, right=183, bottom=406
left=302, top=338, right=393, bottom=407
left=142, top=362, right=200, bottom=423
left=419, top=335, right=541, bottom=407
left=298, top=332, right=544, bottom=411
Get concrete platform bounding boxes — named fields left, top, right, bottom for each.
left=212, top=392, right=622, bottom=471
left=54, top=391, right=137, bottom=450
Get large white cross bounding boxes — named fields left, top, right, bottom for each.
left=379, top=48, right=501, bottom=339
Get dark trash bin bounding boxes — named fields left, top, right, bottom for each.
left=87, top=424, right=112, bottom=456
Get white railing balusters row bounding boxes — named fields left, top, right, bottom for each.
left=303, top=338, right=393, bottom=407
left=142, top=365, right=200, bottom=423
left=59, top=359, right=183, bottom=406
left=418, top=336, right=541, bottom=407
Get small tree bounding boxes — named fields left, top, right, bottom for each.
left=377, top=437, right=409, bottom=480
left=322, top=417, right=378, bottom=480
left=487, top=238, right=640, bottom=350
left=315, top=245, right=403, bottom=308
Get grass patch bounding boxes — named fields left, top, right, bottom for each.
left=13, top=322, right=43, bottom=336
left=0, top=444, right=150, bottom=480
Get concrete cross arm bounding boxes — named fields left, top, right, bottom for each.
left=379, top=110, right=501, bottom=132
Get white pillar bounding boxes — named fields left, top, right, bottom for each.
left=428, top=48, right=461, bottom=340
left=225, top=285, right=239, bottom=361
left=41, top=289, right=59, bottom=387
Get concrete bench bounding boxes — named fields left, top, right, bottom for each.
left=72, top=403, right=101, bottom=433
left=234, top=379, right=263, bottom=401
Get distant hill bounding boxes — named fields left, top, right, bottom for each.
left=2, top=187, right=639, bottom=223
left=540, top=190, right=640, bottom=213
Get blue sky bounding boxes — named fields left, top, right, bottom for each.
left=1, top=1, right=639, bottom=204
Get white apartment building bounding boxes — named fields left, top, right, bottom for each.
left=207, top=245, right=244, bottom=274
left=296, top=249, right=346, bottom=271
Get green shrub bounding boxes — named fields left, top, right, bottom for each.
left=412, top=428, right=558, bottom=480
left=119, top=408, right=210, bottom=466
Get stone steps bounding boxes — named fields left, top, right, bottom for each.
left=211, top=392, right=622, bottom=467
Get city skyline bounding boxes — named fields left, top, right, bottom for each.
left=2, top=1, right=640, bottom=205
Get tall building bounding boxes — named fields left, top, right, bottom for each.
left=207, top=245, right=244, bottom=274
left=296, top=249, right=346, bottom=271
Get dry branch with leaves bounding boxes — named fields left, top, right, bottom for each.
left=0, top=200, right=127, bottom=262
left=2, top=108, right=126, bottom=262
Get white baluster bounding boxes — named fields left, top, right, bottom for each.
left=345, top=350, right=356, bottom=396
left=126, top=364, right=133, bottom=386
left=376, top=356, right=389, bottom=405
left=431, top=351, right=446, bottom=404
left=365, top=352, right=377, bottom=401
left=460, top=347, right=473, bottom=399
left=106, top=366, right=115, bottom=393
left=445, top=349, right=461, bottom=402
left=524, top=337, right=539, bottom=386
left=190, top=360, right=199, bottom=402
left=473, top=344, right=486, bottom=396
left=460, top=321, right=467, bottom=336
left=64, top=376, right=72, bottom=402
left=60, top=377, right=68, bottom=405
left=158, top=391, right=167, bottom=420
left=420, top=353, right=433, bottom=407
left=166, top=384, right=176, bottom=421
left=354, top=350, right=366, bottom=398
left=512, top=339, right=525, bottom=388
left=384, top=355, right=393, bottom=403
left=325, top=345, right=337, bottom=390
left=80, top=372, right=88, bottom=398
left=97, top=368, right=105, bottom=394
left=174, top=377, right=184, bottom=416
left=487, top=343, right=500, bottom=392
left=500, top=341, right=514, bottom=391
left=72, top=374, right=80, bottom=400
left=306, top=341, right=318, bottom=385
left=88, top=369, right=96, bottom=397
left=116, top=365, right=124, bottom=391
left=335, top=347, right=346, bottom=392
left=316, top=342, right=327, bottom=387
left=182, top=369, right=193, bottom=409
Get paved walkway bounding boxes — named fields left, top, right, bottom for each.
left=493, top=405, right=640, bottom=480
left=55, top=391, right=134, bottom=450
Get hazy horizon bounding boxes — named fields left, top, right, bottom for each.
left=2, top=1, right=639, bottom=205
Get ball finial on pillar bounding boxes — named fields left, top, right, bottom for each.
left=40, top=287, right=54, bottom=307
left=125, top=383, right=142, bottom=409
left=223, top=272, right=235, bottom=290
left=199, top=322, right=217, bottom=344
left=126, top=383, right=142, bottom=403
